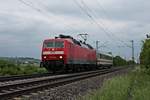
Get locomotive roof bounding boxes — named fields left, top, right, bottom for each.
left=45, top=34, right=93, bottom=49
left=58, top=34, right=94, bottom=49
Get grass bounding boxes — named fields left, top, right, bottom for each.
left=80, top=66, right=150, bottom=100
left=0, top=65, right=48, bottom=76
left=131, top=71, right=150, bottom=100
left=0, top=60, right=47, bottom=76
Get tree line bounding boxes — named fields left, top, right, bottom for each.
left=113, top=56, right=134, bottom=66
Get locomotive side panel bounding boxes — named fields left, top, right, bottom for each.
left=63, top=39, right=96, bottom=66
left=64, top=40, right=74, bottom=64
left=69, top=44, right=96, bottom=65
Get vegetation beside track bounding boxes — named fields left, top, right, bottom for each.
left=0, top=59, right=47, bottom=76
left=80, top=39, right=150, bottom=100
left=80, top=66, right=150, bottom=100
left=113, top=56, right=134, bottom=66
left=140, top=39, right=150, bottom=74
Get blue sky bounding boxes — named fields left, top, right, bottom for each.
left=0, top=0, right=148, bottom=60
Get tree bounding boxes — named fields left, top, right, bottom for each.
left=140, top=39, right=150, bottom=68
left=113, top=56, right=127, bottom=66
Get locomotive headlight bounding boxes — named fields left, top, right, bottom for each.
left=44, top=56, right=47, bottom=59
left=59, top=56, right=63, bottom=59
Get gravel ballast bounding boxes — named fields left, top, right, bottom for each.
left=20, top=67, right=131, bottom=100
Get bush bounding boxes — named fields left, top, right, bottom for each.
left=140, top=39, right=150, bottom=74
left=113, top=56, right=128, bottom=66
left=0, top=60, right=47, bottom=76
left=0, top=60, right=16, bottom=68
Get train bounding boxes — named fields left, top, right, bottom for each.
left=41, top=34, right=113, bottom=72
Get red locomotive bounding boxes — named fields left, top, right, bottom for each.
left=41, top=34, right=113, bottom=72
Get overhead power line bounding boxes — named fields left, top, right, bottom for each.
left=74, top=0, right=113, bottom=39
left=73, top=0, right=131, bottom=48
left=95, top=0, right=112, bottom=20
left=84, top=0, right=131, bottom=48
left=18, top=0, right=43, bottom=13
left=95, top=0, right=132, bottom=47
left=18, top=0, right=75, bottom=32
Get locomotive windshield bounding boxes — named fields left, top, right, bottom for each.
left=44, top=41, right=64, bottom=48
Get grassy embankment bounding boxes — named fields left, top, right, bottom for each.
left=81, top=66, right=150, bottom=100
left=0, top=60, right=47, bottom=76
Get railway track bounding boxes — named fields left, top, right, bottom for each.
left=0, top=73, right=52, bottom=82
left=0, top=70, right=88, bottom=82
left=0, top=67, right=126, bottom=99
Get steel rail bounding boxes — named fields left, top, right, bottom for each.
left=0, top=73, right=53, bottom=82
left=0, top=67, right=125, bottom=99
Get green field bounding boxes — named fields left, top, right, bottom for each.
left=0, top=59, right=47, bottom=76
left=81, top=66, right=150, bottom=100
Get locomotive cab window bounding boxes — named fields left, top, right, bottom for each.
left=44, top=41, right=64, bottom=48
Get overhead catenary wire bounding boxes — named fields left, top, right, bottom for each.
left=19, top=0, right=132, bottom=48
left=95, top=0, right=112, bottom=20
left=18, top=0, right=44, bottom=13
left=95, top=0, right=132, bottom=47
left=17, top=0, right=76, bottom=33
left=74, top=0, right=131, bottom=48
left=77, top=0, right=141, bottom=60
left=74, top=0, right=122, bottom=51
left=84, top=0, right=131, bottom=48
left=74, top=0, right=113, bottom=39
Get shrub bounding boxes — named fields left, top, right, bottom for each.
left=140, top=39, right=150, bottom=74
left=0, top=60, right=47, bottom=76
left=113, top=56, right=128, bottom=66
